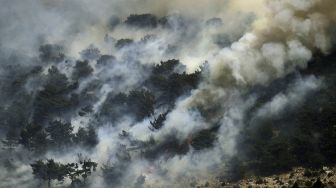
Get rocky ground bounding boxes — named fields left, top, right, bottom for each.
left=192, top=166, right=336, bottom=188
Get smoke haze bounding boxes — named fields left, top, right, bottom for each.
left=1, top=0, right=336, bottom=187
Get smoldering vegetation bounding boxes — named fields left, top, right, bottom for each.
left=0, top=0, right=336, bottom=188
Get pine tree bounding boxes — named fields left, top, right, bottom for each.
left=2, top=129, right=19, bottom=151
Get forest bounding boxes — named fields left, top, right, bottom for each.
left=1, top=0, right=336, bottom=187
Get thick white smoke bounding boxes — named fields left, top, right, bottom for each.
left=0, top=0, right=335, bottom=187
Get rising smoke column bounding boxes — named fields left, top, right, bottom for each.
left=0, top=0, right=336, bottom=187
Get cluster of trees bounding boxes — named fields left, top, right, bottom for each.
left=80, top=46, right=101, bottom=60
left=0, top=51, right=99, bottom=153
left=2, top=37, right=336, bottom=187
left=125, top=14, right=158, bottom=28
left=1, top=43, right=204, bottom=157
left=39, top=44, right=65, bottom=62
left=111, top=13, right=226, bottom=31
left=14, top=121, right=98, bottom=153
left=32, top=66, right=79, bottom=124
left=146, top=59, right=201, bottom=105
left=99, top=59, right=201, bottom=124
left=99, top=89, right=155, bottom=123
left=2, top=115, right=98, bottom=154
left=31, top=157, right=97, bottom=188
left=72, top=60, right=94, bottom=80
left=123, top=14, right=187, bottom=30
left=0, top=43, right=207, bottom=186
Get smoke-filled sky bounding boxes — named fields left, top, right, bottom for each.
left=1, top=0, right=336, bottom=187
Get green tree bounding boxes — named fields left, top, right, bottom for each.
left=72, top=60, right=94, bottom=80
left=146, top=59, right=201, bottom=104
left=149, top=112, right=168, bottom=131
left=45, top=120, right=74, bottom=149
left=74, top=126, right=98, bottom=148
left=100, top=90, right=155, bottom=123
left=33, top=66, right=76, bottom=124
left=127, top=89, right=155, bottom=121
left=152, top=59, right=181, bottom=75
left=115, top=39, right=134, bottom=49
left=39, top=44, right=65, bottom=62
left=80, top=45, right=101, bottom=60
left=31, top=159, right=68, bottom=188
left=2, top=128, right=19, bottom=151
left=99, top=92, right=128, bottom=122
left=31, top=158, right=98, bottom=188
left=19, top=124, right=47, bottom=152
left=125, top=14, right=157, bottom=28
left=66, top=155, right=98, bottom=187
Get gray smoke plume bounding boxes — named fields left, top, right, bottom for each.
left=0, top=0, right=336, bottom=187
